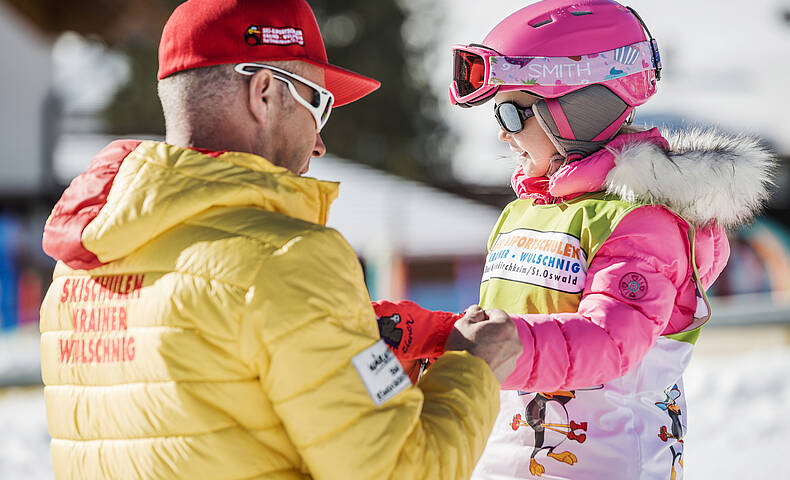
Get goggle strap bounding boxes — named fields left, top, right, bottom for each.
left=486, top=40, right=657, bottom=88
left=626, top=7, right=662, bottom=81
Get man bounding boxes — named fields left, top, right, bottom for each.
left=39, top=0, right=521, bottom=478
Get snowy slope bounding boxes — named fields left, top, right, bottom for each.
left=682, top=348, right=790, bottom=479
left=0, top=387, right=52, bottom=479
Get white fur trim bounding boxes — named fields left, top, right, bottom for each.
left=604, top=129, right=777, bottom=228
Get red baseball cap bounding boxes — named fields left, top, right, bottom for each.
left=157, top=0, right=380, bottom=107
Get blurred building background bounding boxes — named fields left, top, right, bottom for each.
left=0, top=0, right=789, bottom=478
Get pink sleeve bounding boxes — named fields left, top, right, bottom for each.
left=501, top=206, right=690, bottom=391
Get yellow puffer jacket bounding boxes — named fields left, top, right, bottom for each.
left=39, top=140, right=500, bottom=480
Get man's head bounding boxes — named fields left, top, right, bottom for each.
left=158, top=60, right=327, bottom=175
left=156, top=0, right=380, bottom=175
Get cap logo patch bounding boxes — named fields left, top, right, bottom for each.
left=245, top=25, right=304, bottom=46
left=619, top=272, right=648, bottom=300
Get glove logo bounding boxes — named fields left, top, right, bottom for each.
left=377, top=313, right=403, bottom=349
left=619, top=272, right=648, bottom=300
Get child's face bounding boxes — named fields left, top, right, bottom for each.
left=494, top=91, right=559, bottom=177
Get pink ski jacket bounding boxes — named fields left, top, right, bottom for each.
left=504, top=126, right=777, bottom=389
left=501, top=127, right=749, bottom=390
left=376, top=128, right=775, bottom=391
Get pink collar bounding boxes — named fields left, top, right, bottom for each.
left=510, top=128, right=669, bottom=203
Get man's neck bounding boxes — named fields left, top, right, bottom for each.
left=165, top=130, right=252, bottom=155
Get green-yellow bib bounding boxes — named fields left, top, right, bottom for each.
left=479, top=192, right=710, bottom=343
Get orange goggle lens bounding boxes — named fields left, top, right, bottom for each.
left=453, top=50, right=487, bottom=98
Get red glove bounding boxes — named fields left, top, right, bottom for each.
left=373, top=300, right=461, bottom=383
left=373, top=300, right=461, bottom=360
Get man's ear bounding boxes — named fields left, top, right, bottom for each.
left=248, top=68, right=276, bottom=126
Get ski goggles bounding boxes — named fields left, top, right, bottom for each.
left=450, top=45, right=501, bottom=106
left=234, top=63, right=334, bottom=132
left=494, top=101, right=536, bottom=134
left=450, top=39, right=661, bottom=106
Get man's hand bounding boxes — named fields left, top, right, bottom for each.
left=445, top=306, right=522, bottom=384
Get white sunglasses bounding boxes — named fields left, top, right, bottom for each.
left=234, top=62, right=334, bottom=132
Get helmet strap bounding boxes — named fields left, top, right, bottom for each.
left=533, top=85, right=632, bottom=161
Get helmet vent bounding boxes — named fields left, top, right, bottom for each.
left=530, top=18, right=553, bottom=28
left=570, top=11, right=592, bottom=16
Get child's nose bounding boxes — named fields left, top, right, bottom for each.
left=497, top=128, right=512, bottom=143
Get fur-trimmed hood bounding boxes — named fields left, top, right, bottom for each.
left=533, top=127, right=778, bottom=228
left=604, top=128, right=777, bottom=228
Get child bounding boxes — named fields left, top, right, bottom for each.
left=374, top=0, right=776, bottom=478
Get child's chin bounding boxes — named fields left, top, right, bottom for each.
left=514, top=152, right=532, bottom=166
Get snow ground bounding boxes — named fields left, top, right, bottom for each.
left=682, top=347, right=790, bottom=479
left=2, top=338, right=788, bottom=479
left=0, top=387, right=51, bottom=479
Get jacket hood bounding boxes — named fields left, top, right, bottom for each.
left=43, top=140, right=339, bottom=270
left=523, top=127, right=777, bottom=228
left=604, top=128, right=777, bottom=228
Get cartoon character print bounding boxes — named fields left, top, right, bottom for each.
left=655, top=384, right=684, bottom=480
left=376, top=313, right=403, bottom=349
left=510, top=387, right=602, bottom=477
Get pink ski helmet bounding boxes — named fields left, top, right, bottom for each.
left=450, top=0, right=660, bottom=107
left=450, top=0, right=662, bottom=157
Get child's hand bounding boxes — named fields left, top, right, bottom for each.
left=445, top=306, right=522, bottom=384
